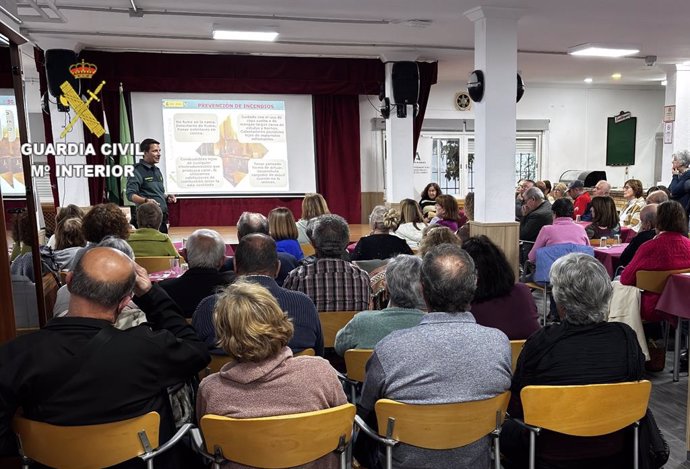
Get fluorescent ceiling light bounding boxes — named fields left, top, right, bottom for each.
left=611, top=73, right=622, bottom=80
left=213, top=29, right=278, bottom=42
left=584, top=77, right=593, bottom=84
left=661, top=80, right=667, bottom=86
left=568, top=43, right=639, bottom=58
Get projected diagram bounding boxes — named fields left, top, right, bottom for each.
left=0, top=97, right=22, bottom=196
left=162, top=99, right=288, bottom=194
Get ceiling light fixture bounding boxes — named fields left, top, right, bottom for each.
left=584, top=77, right=593, bottom=84
left=213, top=29, right=278, bottom=42
left=661, top=80, right=667, bottom=86
left=611, top=73, right=622, bottom=80
left=568, top=43, right=639, bottom=58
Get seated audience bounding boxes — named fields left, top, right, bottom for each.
left=501, top=253, right=644, bottom=469
left=356, top=244, right=510, bottom=469
left=394, top=198, right=426, bottom=249
left=284, top=214, right=371, bottom=311
left=194, top=233, right=323, bottom=356
left=196, top=280, right=346, bottom=466
left=52, top=217, right=87, bottom=271
left=430, top=194, right=464, bottom=232
left=619, top=204, right=658, bottom=268
left=463, top=236, right=540, bottom=339
left=418, top=225, right=462, bottom=257
left=585, top=196, right=620, bottom=240
left=528, top=198, right=589, bottom=264
left=457, top=192, right=474, bottom=242
left=54, top=237, right=147, bottom=329
left=669, top=150, right=690, bottom=210
left=519, top=187, right=552, bottom=263
left=551, top=182, right=567, bottom=201
left=0, top=247, right=209, bottom=467
left=620, top=200, right=690, bottom=321
left=567, top=180, right=591, bottom=220
left=334, top=255, right=424, bottom=355
left=352, top=206, right=413, bottom=261
left=419, top=182, right=441, bottom=222
left=223, top=212, right=297, bottom=285
left=619, top=179, right=646, bottom=232
left=47, top=204, right=84, bottom=249
left=646, top=189, right=669, bottom=204
left=296, top=193, right=330, bottom=244
left=126, top=203, right=178, bottom=257
left=269, top=206, right=304, bottom=261
left=159, top=229, right=235, bottom=318
left=515, top=179, right=535, bottom=221
left=82, top=203, right=131, bottom=245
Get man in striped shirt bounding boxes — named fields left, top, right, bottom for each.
left=284, top=214, right=371, bottom=312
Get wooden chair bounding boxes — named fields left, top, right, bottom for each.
left=319, top=311, right=358, bottom=348
left=517, top=381, right=652, bottom=469
left=198, top=403, right=356, bottom=468
left=342, top=349, right=374, bottom=403
left=13, top=412, right=192, bottom=469
left=295, top=348, right=316, bottom=356
left=636, top=268, right=690, bottom=382
left=355, top=392, right=511, bottom=469
left=510, top=340, right=526, bottom=373
left=135, top=256, right=177, bottom=273
left=300, top=243, right=316, bottom=257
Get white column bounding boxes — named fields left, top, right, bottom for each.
left=661, top=64, right=690, bottom=185
left=464, top=6, right=523, bottom=222
left=382, top=58, right=415, bottom=205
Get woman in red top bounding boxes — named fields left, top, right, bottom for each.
left=620, top=200, right=690, bottom=321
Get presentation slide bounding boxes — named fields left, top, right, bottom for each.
left=0, top=95, right=22, bottom=196
left=131, top=93, right=317, bottom=197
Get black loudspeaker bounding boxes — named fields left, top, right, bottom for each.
left=45, top=49, right=78, bottom=98
left=392, top=62, right=419, bottom=105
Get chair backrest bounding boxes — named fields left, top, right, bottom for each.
left=534, top=243, right=594, bottom=283
left=319, top=311, right=358, bottom=348
left=135, top=256, right=176, bottom=273
left=374, top=391, right=511, bottom=449
left=300, top=243, right=316, bottom=257
left=521, top=380, right=651, bottom=436
left=295, top=348, right=316, bottom=356
left=344, top=349, right=374, bottom=382
left=200, top=403, right=355, bottom=468
left=635, top=269, right=690, bottom=294
left=510, top=340, right=526, bottom=373
left=208, top=354, right=233, bottom=374
left=13, top=412, right=160, bottom=469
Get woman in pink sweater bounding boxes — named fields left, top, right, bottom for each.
left=620, top=200, right=690, bottom=321
left=197, top=280, right=347, bottom=468
left=528, top=198, right=589, bottom=263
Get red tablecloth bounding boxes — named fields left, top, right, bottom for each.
left=656, top=273, right=690, bottom=319
left=593, top=244, right=628, bottom=278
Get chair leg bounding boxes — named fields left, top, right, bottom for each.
left=633, top=424, right=639, bottom=469
left=493, top=436, right=501, bottom=469
left=147, top=460, right=154, bottom=469
left=541, top=289, right=547, bottom=326
left=529, top=431, right=536, bottom=469
left=663, top=321, right=670, bottom=352
left=674, top=320, right=682, bottom=382
left=386, top=445, right=393, bottom=469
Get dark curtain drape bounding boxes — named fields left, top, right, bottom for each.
left=33, top=48, right=59, bottom=207
left=62, top=51, right=437, bottom=225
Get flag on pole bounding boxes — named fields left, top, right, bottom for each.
left=119, top=83, right=134, bottom=206
left=102, top=107, right=120, bottom=204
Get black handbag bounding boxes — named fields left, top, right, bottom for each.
left=638, top=409, right=670, bottom=469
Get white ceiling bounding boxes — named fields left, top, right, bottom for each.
left=8, top=0, right=690, bottom=87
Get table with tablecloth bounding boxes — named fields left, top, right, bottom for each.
left=655, top=272, right=690, bottom=459
left=593, top=243, right=628, bottom=278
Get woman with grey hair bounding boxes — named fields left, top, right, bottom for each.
left=334, top=254, right=424, bottom=355
left=351, top=205, right=413, bottom=261
left=670, top=149, right=690, bottom=212
left=501, top=253, right=644, bottom=469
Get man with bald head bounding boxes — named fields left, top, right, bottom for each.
left=646, top=189, right=669, bottom=205
left=619, top=204, right=659, bottom=268
left=0, top=247, right=210, bottom=466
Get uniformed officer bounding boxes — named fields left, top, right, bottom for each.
left=126, top=138, right=176, bottom=233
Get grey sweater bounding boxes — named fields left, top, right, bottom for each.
left=359, top=312, right=512, bottom=468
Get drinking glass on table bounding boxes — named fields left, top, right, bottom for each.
left=169, top=257, right=180, bottom=274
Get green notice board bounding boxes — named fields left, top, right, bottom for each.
left=606, top=116, right=636, bottom=166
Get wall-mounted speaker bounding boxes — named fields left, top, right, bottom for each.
left=467, top=70, right=484, bottom=102
left=45, top=49, right=78, bottom=99
left=392, top=61, right=419, bottom=106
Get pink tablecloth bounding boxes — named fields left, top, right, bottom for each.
left=576, top=221, right=635, bottom=243
left=656, top=273, right=690, bottom=319
left=593, top=243, right=628, bottom=278
left=148, top=270, right=182, bottom=282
